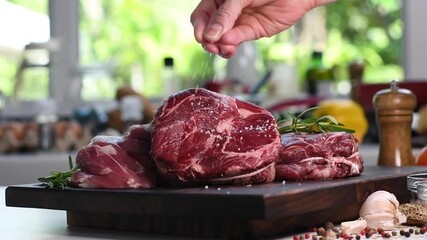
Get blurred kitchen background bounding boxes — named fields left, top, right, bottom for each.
left=1, top=0, right=427, bottom=184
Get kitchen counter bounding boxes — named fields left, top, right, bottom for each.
left=0, top=144, right=425, bottom=239
left=5, top=166, right=427, bottom=240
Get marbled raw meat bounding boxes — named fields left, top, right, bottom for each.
left=275, top=132, right=364, bottom=180
left=151, top=88, right=281, bottom=185
left=71, top=125, right=156, bottom=188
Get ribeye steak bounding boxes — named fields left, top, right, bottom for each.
left=275, top=132, right=363, bottom=180
left=151, top=88, right=281, bottom=185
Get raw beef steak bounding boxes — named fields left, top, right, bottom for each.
left=71, top=125, right=156, bottom=189
left=151, top=88, right=281, bottom=185
left=275, top=132, right=363, bottom=180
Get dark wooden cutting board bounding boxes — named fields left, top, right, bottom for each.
left=6, top=166, right=427, bottom=239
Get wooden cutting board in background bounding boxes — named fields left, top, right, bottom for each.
left=6, top=166, right=427, bottom=239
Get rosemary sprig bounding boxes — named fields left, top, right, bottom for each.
left=38, top=156, right=79, bottom=189
left=277, top=107, right=355, bottom=134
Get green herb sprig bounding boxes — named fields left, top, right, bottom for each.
left=277, top=107, right=355, bottom=134
left=38, top=156, right=79, bottom=189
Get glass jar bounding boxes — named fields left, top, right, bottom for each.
left=417, top=181, right=427, bottom=206
left=407, top=173, right=427, bottom=202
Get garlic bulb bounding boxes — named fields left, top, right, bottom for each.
left=341, top=219, right=367, bottom=234
left=359, top=190, right=400, bottom=230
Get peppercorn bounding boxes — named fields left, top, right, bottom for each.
left=400, top=230, right=406, bottom=236
left=415, top=229, right=420, bottom=235
left=409, top=228, right=414, bottom=234
left=355, top=235, right=361, bottom=240
left=391, top=231, right=397, bottom=236
left=421, top=228, right=426, bottom=234
left=405, top=231, right=411, bottom=238
left=382, top=232, right=391, bottom=238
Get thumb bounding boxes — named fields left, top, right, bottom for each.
left=203, top=0, right=244, bottom=43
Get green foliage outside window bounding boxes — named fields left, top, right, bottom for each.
left=0, top=0, right=403, bottom=100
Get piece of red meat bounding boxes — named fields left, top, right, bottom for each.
left=151, top=88, right=281, bottom=185
left=118, top=124, right=156, bottom=170
left=70, top=125, right=156, bottom=189
left=275, top=132, right=364, bottom=180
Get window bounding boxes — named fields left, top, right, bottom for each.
left=0, top=0, right=405, bottom=116
left=0, top=0, right=49, bottom=100
left=79, top=0, right=212, bottom=99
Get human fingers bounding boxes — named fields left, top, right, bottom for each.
left=203, top=0, right=250, bottom=43
left=219, top=24, right=257, bottom=46
left=190, top=0, right=219, bottom=43
left=202, top=43, right=237, bottom=59
left=218, top=45, right=236, bottom=58
left=202, top=42, right=220, bottom=54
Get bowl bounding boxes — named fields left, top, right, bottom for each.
left=407, top=173, right=427, bottom=201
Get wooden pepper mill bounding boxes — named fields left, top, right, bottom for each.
left=373, top=80, right=417, bottom=166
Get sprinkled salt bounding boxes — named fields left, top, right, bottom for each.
left=217, top=187, right=221, bottom=190
left=204, top=185, right=209, bottom=189
left=282, top=180, right=286, bottom=185
left=246, top=184, right=252, bottom=187
left=226, top=191, right=231, bottom=194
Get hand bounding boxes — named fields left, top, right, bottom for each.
left=191, top=0, right=336, bottom=58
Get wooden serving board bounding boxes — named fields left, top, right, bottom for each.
left=6, top=166, right=427, bottom=239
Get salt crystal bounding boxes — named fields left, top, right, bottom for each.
left=246, top=184, right=252, bottom=187
left=217, top=187, right=221, bottom=190
left=204, top=185, right=209, bottom=189
left=282, top=180, right=286, bottom=185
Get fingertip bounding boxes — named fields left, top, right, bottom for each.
left=219, top=45, right=236, bottom=59
left=193, top=20, right=207, bottom=44
left=203, top=23, right=223, bottom=43
left=202, top=43, right=220, bottom=55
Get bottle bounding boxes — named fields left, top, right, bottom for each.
left=373, top=80, right=417, bottom=166
left=162, top=57, right=178, bottom=98
left=348, top=60, right=365, bottom=102
left=35, top=99, right=58, bottom=150
left=305, top=51, right=333, bottom=96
